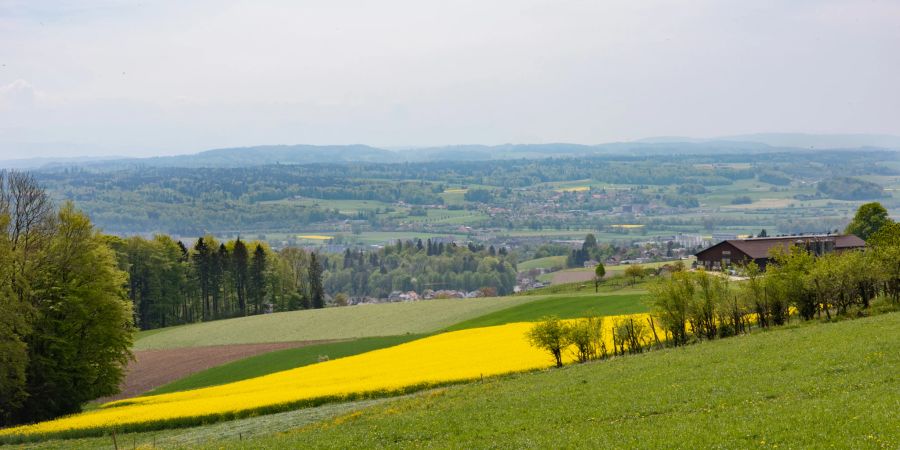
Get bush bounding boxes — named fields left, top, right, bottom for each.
left=526, top=317, right=572, bottom=368
left=568, top=317, right=607, bottom=362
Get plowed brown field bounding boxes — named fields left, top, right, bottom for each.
left=99, top=340, right=338, bottom=402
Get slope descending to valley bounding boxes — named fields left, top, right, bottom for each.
left=134, top=295, right=545, bottom=350
left=15, top=312, right=897, bottom=449
left=253, top=312, right=900, bottom=449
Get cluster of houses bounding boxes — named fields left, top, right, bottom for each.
left=386, top=289, right=488, bottom=302
left=513, top=277, right=549, bottom=293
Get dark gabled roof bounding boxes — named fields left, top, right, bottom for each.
left=696, top=234, right=865, bottom=260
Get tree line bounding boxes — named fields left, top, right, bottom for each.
left=107, top=235, right=327, bottom=330
left=650, top=204, right=898, bottom=345
left=114, top=234, right=518, bottom=330
left=0, top=172, right=133, bottom=426
left=324, top=239, right=517, bottom=298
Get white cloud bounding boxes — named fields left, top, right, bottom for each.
left=0, top=79, right=37, bottom=109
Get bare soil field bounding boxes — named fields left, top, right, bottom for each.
left=99, top=340, right=338, bottom=402
left=551, top=269, right=595, bottom=284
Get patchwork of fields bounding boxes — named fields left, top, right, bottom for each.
left=133, top=295, right=545, bottom=350
left=2, top=286, right=897, bottom=448
left=13, top=311, right=899, bottom=449
left=0, top=314, right=654, bottom=439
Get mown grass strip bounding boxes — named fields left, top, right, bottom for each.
left=446, top=292, right=648, bottom=331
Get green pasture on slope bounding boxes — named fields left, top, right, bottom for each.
left=538, top=259, right=691, bottom=283
left=15, top=312, right=899, bottom=448
left=517, top=255, right=566, bottom=271
left=254, top=312, right=900, bottom=449
left=134, top=295, right=545, bottom=350
left=445, top=291, right=648, bottom=331
left=146, top=335, right=424, bottom=396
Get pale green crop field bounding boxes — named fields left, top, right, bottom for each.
left=517, top=255, right=567, bottom=271
left=134, top=295, right=546, bottom=350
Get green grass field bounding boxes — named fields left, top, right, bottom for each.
left=145, top=335, right=425, bottom=396
left=134, top=295, right=545, bottom=350
left=259, top=198, right=396, bottom=215
left=517, top=255, right=566, bottom=271
left=245, top=312, right=900, bottom=448
left=537, top=260, right=692, bottom=283
left=446, top=292, right=648, bottom=331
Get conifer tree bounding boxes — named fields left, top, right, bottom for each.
left=192, top=237, right=212, bottom=320
left=232, top=238, right=249, bottom=315
left=309, top=252, right=325, bottom=309
left=216, top=243, right=230, bottom=316
left=250, top=244, right=268, bottom=314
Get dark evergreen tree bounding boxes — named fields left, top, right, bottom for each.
left=250, top=244, right=268, bottom=314
left=192, top=237, right=212, bottom=320
left=232, top=238, right=249, bottom=315
left=217, top=243, right=231, bottom=315
left=309, top=252, right=325, bottom=309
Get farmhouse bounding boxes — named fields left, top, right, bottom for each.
left=695, top=234, right=865, bottom=270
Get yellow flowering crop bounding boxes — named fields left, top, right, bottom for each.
left=296, top=235, right=332, bottom=240
left=555, top=186, right=590, bottom=192
left=0, top=315, right=653, bottom=439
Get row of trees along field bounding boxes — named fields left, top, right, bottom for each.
left=528, top=214, right=900, bottom=367
left=651, top=216, right=899, bottom=347
left=0, top=173, right=133, bottom=426
left=114, top=234, right=517, bottom=330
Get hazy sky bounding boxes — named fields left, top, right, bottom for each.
left=1, top=0, right=899, bottom=158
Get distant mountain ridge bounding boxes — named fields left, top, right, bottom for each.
left=142, top=144, right=401, bottom=167
left=2, top=133, right=898, bottom=170
left=640, top=133, right=900, bottom=150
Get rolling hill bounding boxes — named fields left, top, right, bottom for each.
left=19, top=311, right=898, bottom=449
left=133, top=295, right=544, bottom=350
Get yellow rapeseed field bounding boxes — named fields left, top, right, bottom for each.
left=555, top=186, right=590, bottom=192
left=0, top=315, right=654, bottom=438
left=296, top=235, right=332, bottom=240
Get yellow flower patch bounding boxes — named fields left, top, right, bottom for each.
left=0, top=315, right=653, bottom=438
left=296, top=235, right=332, bottom=240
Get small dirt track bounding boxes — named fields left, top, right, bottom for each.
left=99, top=340, right=337, bottom=402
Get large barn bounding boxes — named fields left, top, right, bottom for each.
left=694, top=234, right=865, bottom=270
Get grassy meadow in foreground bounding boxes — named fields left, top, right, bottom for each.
left=17, top=311, right=896, bottom=449
left=134, top=295, right=544, bottom=350
left=236, top=312, right=900, bottom=449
